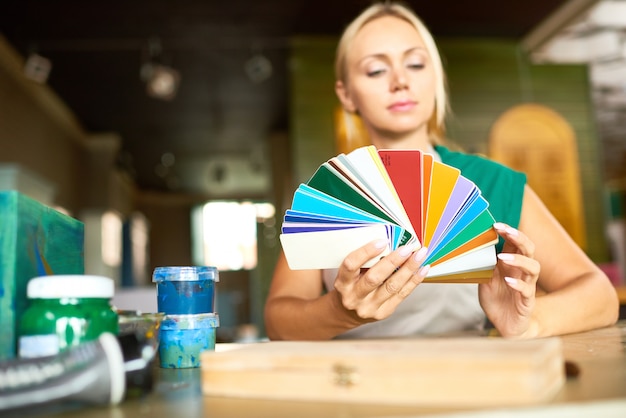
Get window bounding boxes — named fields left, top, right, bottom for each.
left=191, top=201, right=275, bottom=271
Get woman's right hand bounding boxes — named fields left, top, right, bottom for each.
left=333, top=239, right=430, bottom=324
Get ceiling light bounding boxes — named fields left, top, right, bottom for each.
left=143, top=63, right=180, bottom=100
left=140, top=37, right=180, bottom=100
left=161, top=152, right=176, bottom=167
left=23, top=53, right=52, bottom=83
left=245, top=53, right=272, bottom=84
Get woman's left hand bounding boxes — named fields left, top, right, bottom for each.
left=478, top=222, right=541, bottom=338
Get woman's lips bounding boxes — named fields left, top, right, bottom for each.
left=388, top=100, right=416, bottom=112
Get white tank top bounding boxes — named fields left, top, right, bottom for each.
left=322, top=269, right=487, bottom=338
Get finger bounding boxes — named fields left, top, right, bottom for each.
left=378, top=247, right=429, bottom=298
left=400, top=246, right=429, bottom=275
left=504, top=276, right=535, bottom=299
left=396, top=261, right=431, bottom=299
left=373, top=262, right=431, bottom=320
left=493, top=222, right=535, bottom=257
left=341, top=238, right=390, bottom=273
left=496, top=253, right=540, bottom=279
left=356, top=243, right=420, bottom=293
left=384, top=243, right=421, bottom=273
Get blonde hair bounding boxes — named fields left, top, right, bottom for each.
left=335, top=1, right=449, bottom=143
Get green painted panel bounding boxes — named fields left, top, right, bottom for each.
left=0, top=191, right=84, bottom=359
left=289, top=37, right=338, bottom=186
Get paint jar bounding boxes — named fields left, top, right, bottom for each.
left=18, top=275, right=119, bottom=358
left=158, top=313, right=219, bottom=368
left=152, top=266, right=219, bottom=315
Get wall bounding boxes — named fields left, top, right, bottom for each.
left=0, top=36, right=138, bottom=283
left=0, top=36, right=86, bottom=213
left=1, top=32, right=613, bottom=335
left=0, top=34, right=283, bottom=336
left=289, top=37, right=339, bottom=187
left=289, top=36, right=610, bottom=262
left=0, top=36, right=136, bottom=218
left=441, top=38, right=608, bottom=262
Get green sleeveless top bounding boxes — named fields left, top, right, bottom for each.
left=436, top=145, right=527, bottom=252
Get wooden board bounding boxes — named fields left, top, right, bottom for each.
left=201, top=337, right=565, bottom=407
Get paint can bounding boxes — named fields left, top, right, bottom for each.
left=158, top=313, right=219, bottom=368
left=152, top=266, right=219, bottom=315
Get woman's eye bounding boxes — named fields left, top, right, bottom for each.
left=366, top=68, right=386, bottom=77
left=407, top=63, right=425, bottom=70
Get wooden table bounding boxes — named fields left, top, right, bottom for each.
left=47, top=321, right=626, bottom=418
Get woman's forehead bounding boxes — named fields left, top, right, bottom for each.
left=349, top=16, right=426, bottom=60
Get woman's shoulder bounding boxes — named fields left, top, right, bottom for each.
left=435, top=144, right=519, bottom=176
left=434, top=144, right=527, bottom=230
left=435, top=144, right=527, bottom=190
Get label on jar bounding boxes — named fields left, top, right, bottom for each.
left=19, top=334, right=60, bottom=358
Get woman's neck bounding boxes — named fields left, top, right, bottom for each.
left=368, top=130, right=433, bottom=153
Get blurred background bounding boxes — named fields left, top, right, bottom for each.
left=1, top=0, right=625, bottom=340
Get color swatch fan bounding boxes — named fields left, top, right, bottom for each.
left=280, top=146, right=499, bottom=282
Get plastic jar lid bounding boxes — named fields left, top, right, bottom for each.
left=152, top=266, right=219, bottom=283
left=161, top=313, right=220, bottom=330
left=27, top=275, right=115, bottom=299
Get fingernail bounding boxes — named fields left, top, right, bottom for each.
left=494, top=222, right=519, bottom=237
left=374, top=239, right=388, bottom=249
left=504, top=276, right=517, bottom=285
left=398, top=244, right=416, bottom=257
left=497, top=253, right=514, bottom=261
left=506, top=227, right=519, bottom=236
left=418, top=264, right=430, bottom=276
left=414, top=246, right=428, bottom=262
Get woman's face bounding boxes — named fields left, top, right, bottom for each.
left=338, top=15, right=437, bottom=142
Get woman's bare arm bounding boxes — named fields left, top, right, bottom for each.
left=264, top=240, right=430, bottom=340
left=480, top=185, right=619, bottom=338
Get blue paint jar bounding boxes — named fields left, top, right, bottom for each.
left=152, top=266, right=218, bottom=315
left=158, top=313, right=219, bottom=368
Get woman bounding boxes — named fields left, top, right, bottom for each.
left=264, top=1, right=619, bottom=340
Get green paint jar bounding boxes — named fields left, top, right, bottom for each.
left=18, top=275, right=119, bottom=358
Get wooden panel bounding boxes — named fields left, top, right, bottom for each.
left=489, top=104, right=587, bottom=249
left=201, top=337, right=565, bottom=407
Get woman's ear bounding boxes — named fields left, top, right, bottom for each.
left=335, top=80, right=357, bottom=113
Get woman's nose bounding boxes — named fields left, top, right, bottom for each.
left=390, top=69, right=408, bottom=91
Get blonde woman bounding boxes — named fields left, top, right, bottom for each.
left=264, top=1, right=619, bottom=340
